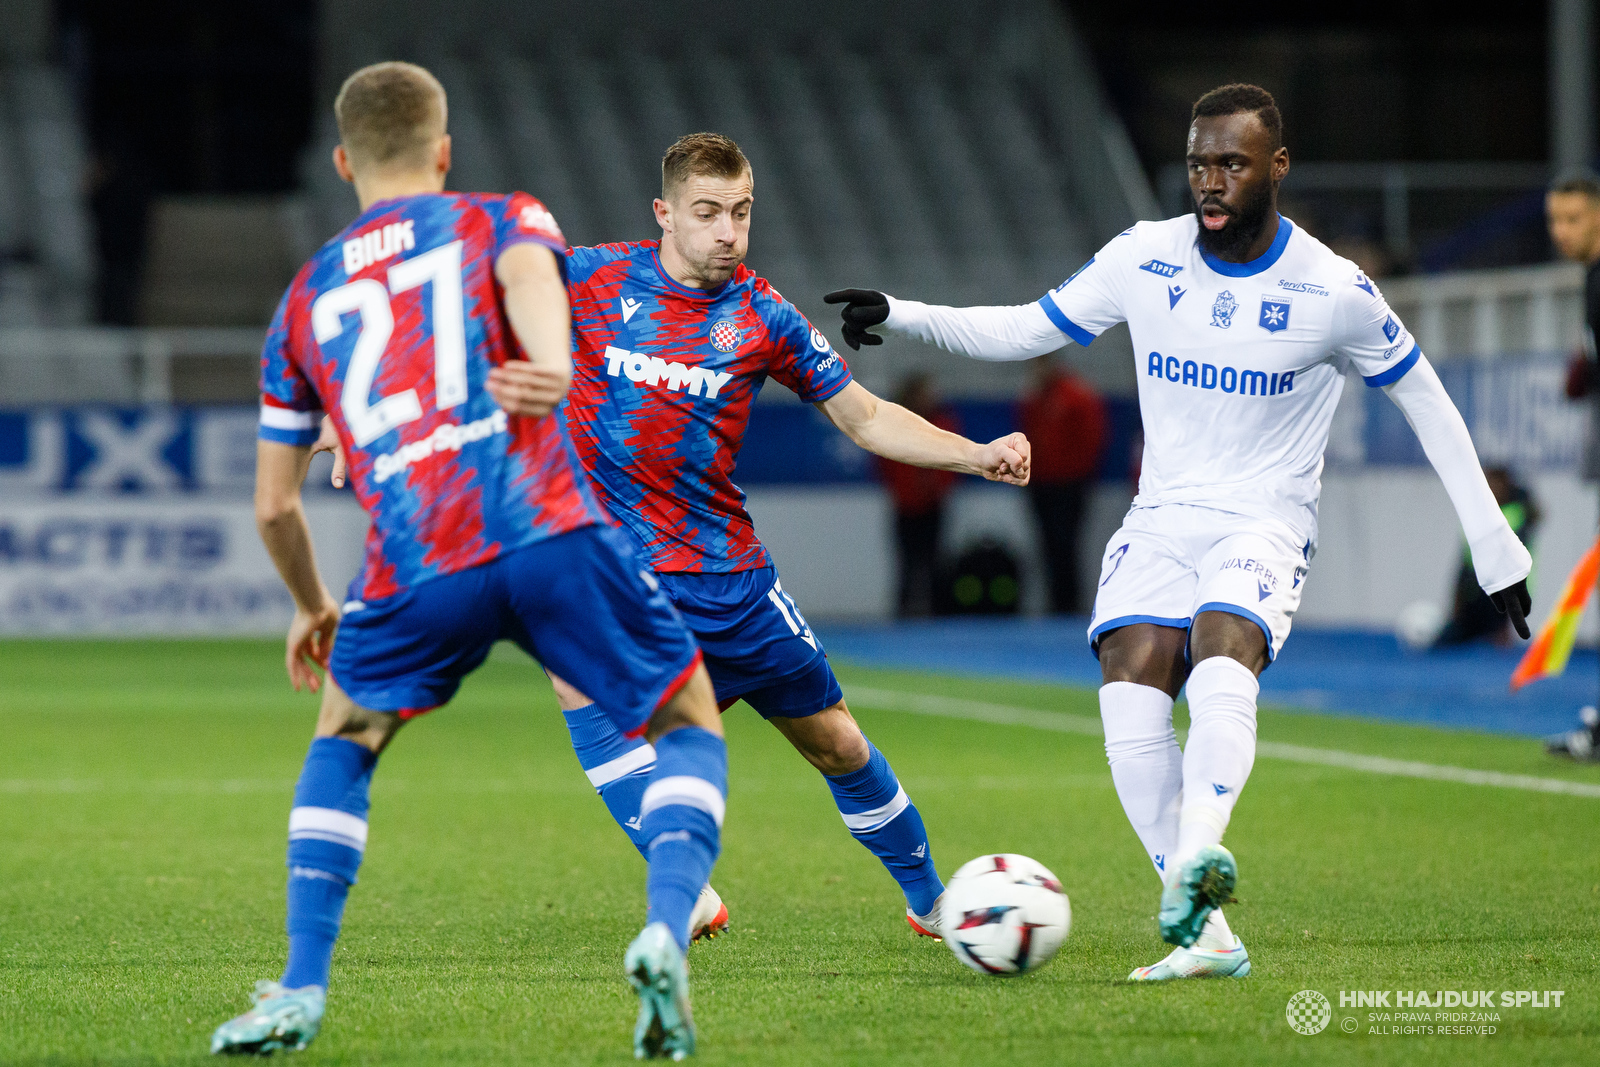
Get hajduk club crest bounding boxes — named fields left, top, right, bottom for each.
left=710, top=319, right=741, bottom=352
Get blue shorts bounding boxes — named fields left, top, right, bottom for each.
left=658, top=566, right=842, bottom=719
left=330, top=524, right=701, bottom=736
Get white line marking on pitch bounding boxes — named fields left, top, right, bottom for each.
left=846, top=685, right=1600, bottom=800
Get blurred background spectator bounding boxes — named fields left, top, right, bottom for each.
left=1019, top=355, right=1105, bottom=614
left=1435, top=467, right=1541, bottom=646
left=1548, top=173, right=1600, bottom=483
left=877, top=374, right=959, bottom=618
left=1544, top=171, right=1600, bottom=758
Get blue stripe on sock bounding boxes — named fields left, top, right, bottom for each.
left=825, top=742, right=944, bottom=916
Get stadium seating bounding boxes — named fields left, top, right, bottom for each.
left=298, top=0, right=1157, bottom=397
left=0, top=62, right=95, bottom=327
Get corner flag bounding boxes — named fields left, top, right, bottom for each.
left=1510, top=537, right=1600, bottom=691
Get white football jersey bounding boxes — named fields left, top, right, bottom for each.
left=1040, top=215, right=1416, bottom=541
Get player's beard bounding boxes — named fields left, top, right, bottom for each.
left=1194, top=181, right=1275, bottom=260
left=673, top=236, right=745, bottom=288
left=694, top=248, right=744, bottom=287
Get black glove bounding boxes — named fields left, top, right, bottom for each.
left=1489, top=578, right=1532, bottom=640
left=823, top=288, right=889, bottom=350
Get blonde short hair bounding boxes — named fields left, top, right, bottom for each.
left=661, top=132, right=751, bottom=199
left=334, top=61, right=448, bottom=172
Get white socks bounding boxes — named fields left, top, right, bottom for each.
left=1101, top=658, right=1259, bottom=955
left=1175, top=657, right=1259, bottom=870
left=1099, top=682, right=1183, bottom=878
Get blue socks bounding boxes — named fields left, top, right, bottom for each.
left=826, top=742, right=943, bottom=916
left=640, top=727, right=727, bottom=951
left=282, top=737, right=377, bottom=991
left=562, top=702, right=656, bottom=857
left=563, top=704, right=942, bottom=921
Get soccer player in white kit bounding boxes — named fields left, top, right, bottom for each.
left=826, top=84, right=1533, bottom=980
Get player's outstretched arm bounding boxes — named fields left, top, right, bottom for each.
left=487, top=242, right=572, bottom=419
left=816, top=380, right=1030, bottom=485
left=1383, top=356, right=1533, bottom=637
left=256, top=439, right=341, bottom=691
left=824, top=288, right=1067, bottom=361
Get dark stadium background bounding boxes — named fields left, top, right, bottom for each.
left=0, top=0, right=1593, bottom=722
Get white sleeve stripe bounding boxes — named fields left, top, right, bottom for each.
left=840, top=784, right=911, bottom=833
left=288, top=806, right=368, bottom=849
left=584, top=745, right=657, bottom=788
left=260, top=404, right=320, bottom=430
left=639, top=775, right=726, bottom=827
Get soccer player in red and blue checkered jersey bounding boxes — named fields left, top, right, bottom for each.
left=212, top=63, right=721, bottom=1061
left=487, top=133, right=1032, bottom=943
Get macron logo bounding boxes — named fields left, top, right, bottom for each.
left=604, top=345, right=733, bottom=399
left=343, top=220, right=415, bottom=275
left=620, top=297, right=642, bottom=323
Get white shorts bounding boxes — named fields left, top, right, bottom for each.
left=1087, top=504, right=1312, bottom=662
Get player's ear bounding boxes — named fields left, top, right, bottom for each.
left=435, top=135, right=452, bottom=179
left=332, top=145, right=355, bottom=185
left=1273, top=147, right=1290, bottom=183
left=653, top=197, right=672, bottom=234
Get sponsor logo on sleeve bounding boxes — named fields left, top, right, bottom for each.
left=518, top=203, right=559, bottom=234
left=1139, top=259, right=1184, bottom=278
left=1382, top=315, right=1401, bottom=343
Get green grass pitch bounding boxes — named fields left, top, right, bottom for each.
left=2, top=639, right=1597, bottom=1065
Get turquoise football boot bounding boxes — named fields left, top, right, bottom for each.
left=1129, top=936, right=1251, bottom=980
left=210, top=980, right=325, bottom=1055
left=1158, top=845, right=1237, bottom=948
left=625, top=923, right=695, bottom=1060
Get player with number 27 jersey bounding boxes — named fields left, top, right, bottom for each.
left=260, top=191, right=606, bottom=603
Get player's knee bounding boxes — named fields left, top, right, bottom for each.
left=1189, top=612, right=1268, bottom=675
left=1098, top=624, right=1188, bottom=697
left=545, top=671, right=594, bottom=711
left=314, top=683, right=402, bottom=753
left=785, top=702, right=870, bottom=776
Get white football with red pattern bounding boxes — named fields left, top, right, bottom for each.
left=939, top=853, right=1071, bottom=976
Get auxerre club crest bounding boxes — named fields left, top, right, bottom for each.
left=1210, top=290, right=1238, bottom=328
left=1259, top=296, right=1291, bottom=333
left=710, top=318, right=741, bottom=352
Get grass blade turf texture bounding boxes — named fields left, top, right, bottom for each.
left=1, top=640, right=1596, bottom=1065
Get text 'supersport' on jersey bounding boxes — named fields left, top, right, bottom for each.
left=259, top=192, right=606, bottom=602
left=563, top=240, right=852, bottom=574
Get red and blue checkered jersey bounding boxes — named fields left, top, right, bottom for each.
left=259, top=191, right=606, bottom=601
left=564, top=241, right=852, bottom=573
